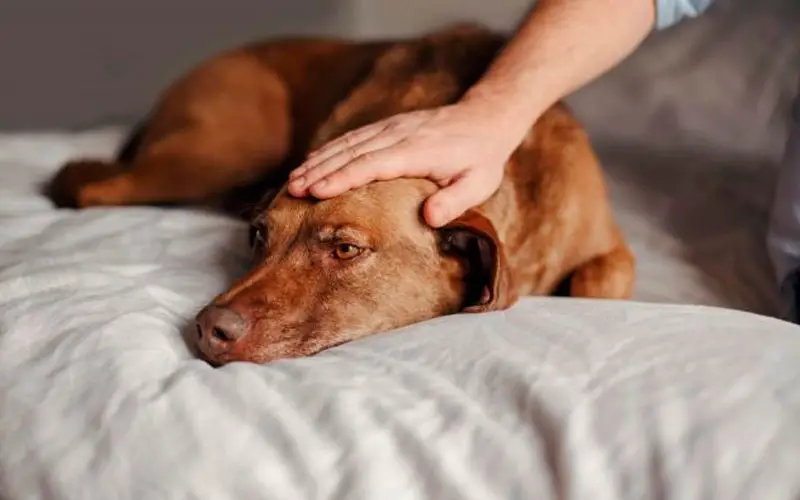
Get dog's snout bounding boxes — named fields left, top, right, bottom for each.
left=196, top=305, right=247, bottom=354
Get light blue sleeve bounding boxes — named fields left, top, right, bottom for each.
left=654, top=0, right=717, bottom=30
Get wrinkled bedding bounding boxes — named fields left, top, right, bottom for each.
left=2, top=0, right=800, bottom=497
left=0, top=123, right=798, bottom=500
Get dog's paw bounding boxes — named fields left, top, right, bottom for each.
left=46, top=159, right=122, bottom=208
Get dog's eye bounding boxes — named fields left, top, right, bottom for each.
left=334, top=243, right=362, bottom=260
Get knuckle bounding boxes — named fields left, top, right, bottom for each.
left=342, top=131, right=358, bottom=145
left=323, top=171, right=347, bottom=187
left=355, top=151, right=375, bottom=165
left=301, top=167, right=320, bottom=181
left=345, top=145, right=360, bottom=162
left=382, top=120, right=399, bottom=133
left=315, top=164, right=340, bottom=180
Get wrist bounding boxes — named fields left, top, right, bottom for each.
left=460, top=82, right=547, bottom=149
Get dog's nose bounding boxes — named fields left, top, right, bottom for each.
left=195, top=305, right=247, bottom=353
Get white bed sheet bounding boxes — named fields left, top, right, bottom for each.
left=0, top=125, right=799, bottom=499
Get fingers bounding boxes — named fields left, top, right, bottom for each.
left=289, top=120, right=394, bottom=181
left=423, top=170, right=498, bottom=228
left=283, top=105, right=507, bottom=221
left=307, top=121, right=390, bottom=163
left=307, top=145, right=428, bottom=198
left=289, top=134, right=406, bottom=197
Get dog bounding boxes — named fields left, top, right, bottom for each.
left=47, top=24, right=636, bottom=365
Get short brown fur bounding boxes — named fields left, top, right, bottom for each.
left=48, top=23, right=635, bottom=365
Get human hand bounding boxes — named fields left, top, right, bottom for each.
left=287, top=101, right=519, bottom=228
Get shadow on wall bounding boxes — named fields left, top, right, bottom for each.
left=567, top=0, right=800, bottom=161
left=598, top=142, right=783, bottom=316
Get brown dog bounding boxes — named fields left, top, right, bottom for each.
left=48, top=24, right=635, bottom=365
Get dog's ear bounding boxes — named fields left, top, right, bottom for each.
left=438, top=209, right=518, bottom=312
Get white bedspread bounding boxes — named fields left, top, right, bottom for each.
left=0, top=123, right=799, bottom=499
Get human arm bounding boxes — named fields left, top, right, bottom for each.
left=289, top=0, right=714, bottom=227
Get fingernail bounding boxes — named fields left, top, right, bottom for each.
left=291, top=176, right=306, bottom=187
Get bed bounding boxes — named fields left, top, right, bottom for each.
left=1, top=0, right=800, bottom=498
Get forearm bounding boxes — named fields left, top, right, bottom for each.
left=462, top=0, right=656, bottom=143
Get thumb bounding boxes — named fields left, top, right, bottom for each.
left=423, top=171, right=492, bottom=228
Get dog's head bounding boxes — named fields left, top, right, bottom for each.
left=194, top=179, right=517, bottom=365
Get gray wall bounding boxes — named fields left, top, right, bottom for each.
left=0, top=0, right=533, bottom=130
left=1, top=0, right=797, bottom=156
left=351, top=0, right=531, bottom=37
left=0, top=0, right=359, bottom=130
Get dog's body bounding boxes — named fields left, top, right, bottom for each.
left=48, top=24, right=635, bottom=365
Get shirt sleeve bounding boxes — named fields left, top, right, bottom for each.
left=654, top=0, right=717, bottom=30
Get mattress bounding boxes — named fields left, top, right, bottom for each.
left=0, top=123, right=799, bottom=499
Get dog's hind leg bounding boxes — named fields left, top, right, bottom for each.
left=46, top=121, right=146, bottom=208
left=48, top=59, right=294, bottom=211
left=47, top=158, right=126, bottom=208
left=569, top=239, right=636, bottom=299
left=48, top=124, right=289, bottom=211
